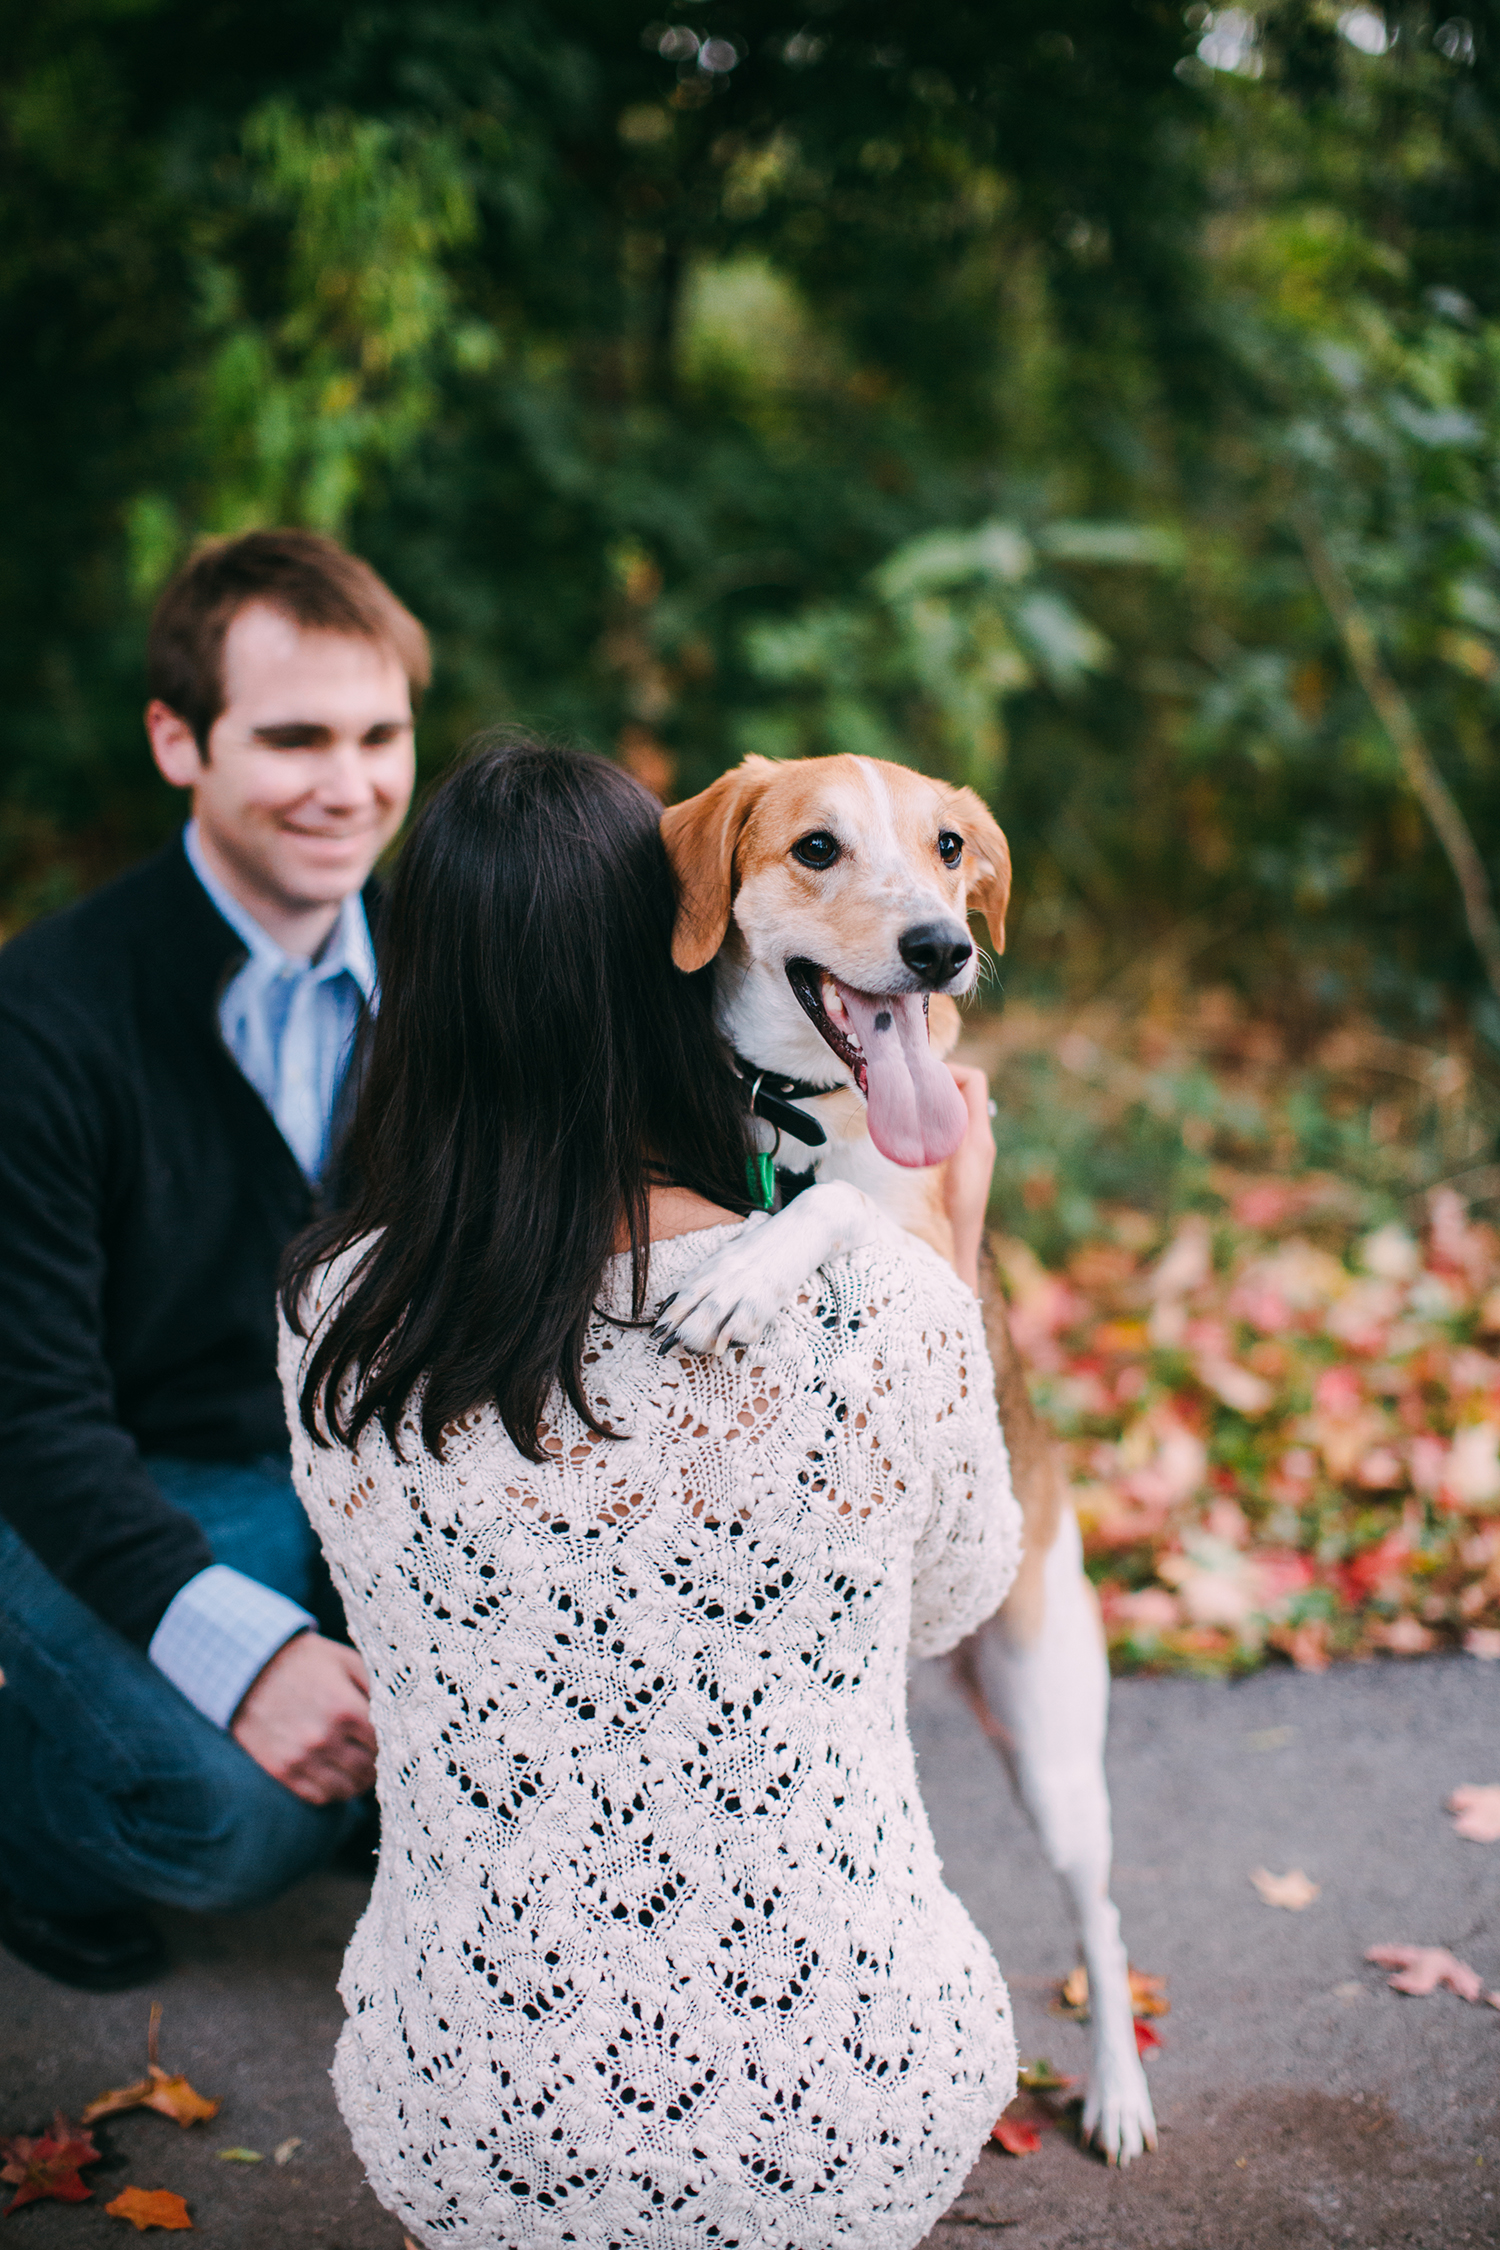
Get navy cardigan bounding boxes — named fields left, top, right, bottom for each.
left=0, top=834, right=374, bottom=1647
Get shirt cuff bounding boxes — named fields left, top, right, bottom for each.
left=148, top=1565, right=316, bottom=1729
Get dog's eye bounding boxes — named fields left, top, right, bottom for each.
left=792, top=831, right=841, bottom=869
left=937, top=830, right=963, bottom=867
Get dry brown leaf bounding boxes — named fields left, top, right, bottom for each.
left=1250, top=1865, right=1320, bottom=1909
left=84, top=2006, right=219, bottom=2128
left=1366, top=1944, right=1487, bottom=2001
left=1053, top=1961, right=1169, bottom=2021
left=273, top=2138, right=302, bottom=2166
left=106, top=2185, right=193, bottom=2231
left=1128, top=1968, right=1170, bottom=2018
left=1448, top=1783, right=1500, bottom=1842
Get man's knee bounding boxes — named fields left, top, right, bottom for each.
left=119, top=1752, right=350, bottom=1914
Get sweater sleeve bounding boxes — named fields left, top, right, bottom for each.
left=906, top=1263, right=1023, bottom=1661
left=0, top=1004, right=214, bottom=1645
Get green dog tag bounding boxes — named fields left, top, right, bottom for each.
left=746, top=1152, right=775, bottom=1211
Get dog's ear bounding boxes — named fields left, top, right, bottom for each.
left=660, top=759, right=774, bottom=972
left=950, top=787, right=1012, bottom=954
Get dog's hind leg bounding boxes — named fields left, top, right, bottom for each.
left=960, top=1510, right=1157, bottom=2166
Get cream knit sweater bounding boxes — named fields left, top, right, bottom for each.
left=281, top=1216, right=1021, bottom=2250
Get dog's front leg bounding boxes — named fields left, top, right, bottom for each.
left=655, top=1183, right=884, bottom=1354
left=964, top=1509, right=1157, bottom=2166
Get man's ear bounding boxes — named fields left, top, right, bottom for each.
left=659, top=758, right=775, bottom=972
left=950, top=787, right=1012, bottom=954
left=146, top=699, right=207, bottom=789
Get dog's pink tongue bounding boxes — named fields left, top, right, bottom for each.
left=836, top=986, right=968, bottom=1167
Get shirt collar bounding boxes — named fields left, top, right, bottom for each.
left=183, top=819, right=377, bottom=1002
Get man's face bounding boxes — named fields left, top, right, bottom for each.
left=156, top=603, right=417, bottom=920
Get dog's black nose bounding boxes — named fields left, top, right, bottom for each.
left=898, top=921, right=973, bottom=987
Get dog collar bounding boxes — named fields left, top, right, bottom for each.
left=733, top=1053, right=833, bottom=1149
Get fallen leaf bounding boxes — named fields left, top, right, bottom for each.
left=84, top=2070, right=219, bottom=2130
left=1129, top=1967, right=1171, bottom=2018
left=1250, top=1865, right=1320, bottom=1909
left=992, top=2111, right=1043, bottom=2156
left=106, top=2186, right=193, bottom=2231
left=1366, top=1944, right=1486, bottom=2001
left=0, top=2112, right=101, bottom=2214
left=84, top=2006, right=219, bottom=2128
left=1052, top=1960, right=1170, bottom=2023
left=273, top=2138, right=302, bottom=2167
left=216, top=2148, right=262, bottom=2163
left=1016, top=2059, right=1077, bottom=2092
left=1134, top=2019, right=1163, bottom=2055
left=1448, top=1783, right=1500, bottom=1842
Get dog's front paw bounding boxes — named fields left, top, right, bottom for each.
left=655, top=1227, right=786, bottom=1355
left=1080, top=2042, right=1157, bottom=2167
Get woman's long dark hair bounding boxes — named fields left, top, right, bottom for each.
left=282, top=732, right=755, bottom=1463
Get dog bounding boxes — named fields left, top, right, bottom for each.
left=654, top=752, right=1157, bottom=2166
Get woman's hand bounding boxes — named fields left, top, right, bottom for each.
left=942, top=1063, right=996, bottom=1295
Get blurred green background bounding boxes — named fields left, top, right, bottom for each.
left=9, top=0, right=1500, bottom=1093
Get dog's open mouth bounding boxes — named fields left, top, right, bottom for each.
left=786, top=958, right=967, bottom=1169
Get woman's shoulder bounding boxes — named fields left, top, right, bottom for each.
left=812, top=1211, right=983, bottom=1342
left=282, top=1229, right=382, bottom=1343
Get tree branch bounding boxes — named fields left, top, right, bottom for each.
left=1294, top=502, right=1500, bottom=1008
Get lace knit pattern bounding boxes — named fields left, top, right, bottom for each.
left=281, top=1219, right=1021, bottom=2250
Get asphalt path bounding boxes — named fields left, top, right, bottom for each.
left=2, top=1654, right=1496, bottom=2248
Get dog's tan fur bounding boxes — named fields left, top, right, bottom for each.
left=662, top=752, right=1058, bottom=1634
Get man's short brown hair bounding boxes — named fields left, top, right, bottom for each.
left=147, top=529, right=431, bottom=754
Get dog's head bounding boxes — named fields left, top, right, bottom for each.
left=660, top=753, right=1010, bottom=1168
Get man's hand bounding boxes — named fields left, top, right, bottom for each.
left=231, top=1632, right=376, bottom=1805
left=942, top=1063, right=997, bottom=1295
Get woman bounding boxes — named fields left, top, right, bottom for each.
left=281, top=735, right=1021, bottom=2250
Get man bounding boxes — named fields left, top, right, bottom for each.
left=0, top=530, right=425, bottom=1990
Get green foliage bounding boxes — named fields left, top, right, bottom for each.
left=5, top=0, right=1500, bottom=1065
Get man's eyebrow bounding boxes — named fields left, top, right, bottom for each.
left=248, top=717, right=411, bottom=746
left=251, top=722, right=335, bottom=745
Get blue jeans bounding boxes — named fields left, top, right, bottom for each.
left=0, top=1456, right=362, bottom=1919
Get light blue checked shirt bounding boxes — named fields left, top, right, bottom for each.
left=148, top=825, right=378, bottom=1727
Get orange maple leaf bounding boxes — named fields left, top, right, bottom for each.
left=83, top=2006, right=219, bottom=2129
left=106, top=2186, right=193, bottom=2231
left=1053, top=1963, right=1170, bottom=2020
left=0, top=2112, right=100, bottom=2213
left=1128, top=1968, right=1170, bottom=2018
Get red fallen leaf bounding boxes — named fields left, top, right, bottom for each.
left=106, top=2185, right=193, bottom=2231
left=1134, top=2018, right=1163, bottom=2055
left=1366, top=1944, right=1486, bottom=2001
left=84, top=2005, right=219, bottom=2129
left=1448, top=1784, right=1500, bottom=1843
left=0, top=2111, right=101, bottom=2213
left=992, top=2111, right=1043, bottom=2156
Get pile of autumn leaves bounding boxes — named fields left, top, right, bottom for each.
left=1002, top=1178, right=1500, bottom=1673
left=0, top=2008, right=213, bottom=2229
